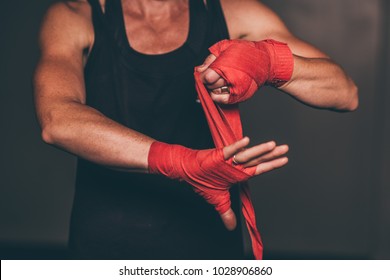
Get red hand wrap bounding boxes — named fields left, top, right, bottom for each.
left=194, top=72, right=263, bottom=259
left=209, top=39, right=294, bottom=104
left=148, top=142, right=254, bottom=215
left=148, top=39, right=290, bottom=260
left=190, top=40, right=291, bottom=259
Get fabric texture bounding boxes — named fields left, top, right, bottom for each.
left=68, top=0, right=245, bottom=260
left=208, top=39, right=294, bottom=104
left=194, top=71, right=262, bottom=260
left=148, top=142, right=252, bottom=214
left=148, top=39, right=293, bottom=260
left=193, top=39, right=294, bottom=260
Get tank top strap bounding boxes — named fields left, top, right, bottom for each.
left=86, top=0, right=112, bottom=72
left=99, top=0, right=127, bottom=50
left=87, top=0, right=106, bottom=29
left=185, top=0, right=209, bottom=56
left=205, top=0, right=230, bottom=40
left=104, top=0, right=121, bottom=29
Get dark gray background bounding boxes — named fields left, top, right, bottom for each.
left=1, top=0, right=389, bottom=259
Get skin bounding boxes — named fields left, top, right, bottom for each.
left=199, top=0, right=358, bottom=110
left=33, top=0, right=358, bottom=230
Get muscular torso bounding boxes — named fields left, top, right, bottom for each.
left=69, top=0, right=264, bottom=65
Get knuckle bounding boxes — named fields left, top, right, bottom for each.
left=206, top=54, right=216, bottom=62
left=220, top=80, right=227, bottom=87
left=213, top=95, right=226, bottom=104
left=203, top=54, right=212, bottom=63
left=211, top=88, right=222, bottom=95
left=204, top=72, right=215, bottom=84
left=222, top=95, right=229, bottom=104
left=204, top=54, right=215, bottom=66
left=210, top=93, right=219, bottom=101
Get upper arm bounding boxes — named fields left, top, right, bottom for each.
left=34, top=1, right=93, bottom=126
left=221, top=0, right=328, bottom=58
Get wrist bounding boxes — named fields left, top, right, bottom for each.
left=148, top=141, right=171, bottom=175
left=148, top=141, right=188, bottom=178
left=256, top=39, right=294, bottom=87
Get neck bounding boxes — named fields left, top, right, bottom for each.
left=123, top=0, right=187, bottom=19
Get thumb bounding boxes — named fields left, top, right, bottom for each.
left=196, top=54, right=217, bottom=72
left=220, top=207, right=237, bottom=231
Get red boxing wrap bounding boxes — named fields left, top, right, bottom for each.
left=148, top=39, right=291, bottom=260
left=148, top=142, right=254, bottom=214
left=208, top=39, right=294, bottom=104
left=188, top=39, right=292, bottom=260
left=193, top=71, right=263, bottom=260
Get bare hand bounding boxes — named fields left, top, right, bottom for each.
left=219, top=137, right=289, bottom=230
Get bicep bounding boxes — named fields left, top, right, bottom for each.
left=275, top=33, right=329, bottom=59
left=239, top=0, right=328, bottom=59
left=34, top=55, right=86, bottom=113
left=34, top=2, right=91, bottom=124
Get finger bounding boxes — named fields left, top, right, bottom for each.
left=223, top=137, right=250, bottom=160
left=206, top=78, right=226, bottom=90
left=201, top=68, right=222, bottom=85
left=242, top=145, right=289, bottom=168
left=210, top=92, right=230, bottom=104
left=233, top=141, right=276, bottom=164
left=220, top=208, right=237, bottom=231
left=196, top=54, right=217, bottom=72
left=254, top=157, right=289, bottom=175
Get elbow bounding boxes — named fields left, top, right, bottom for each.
left=39, top=112, right=66, bottom=145
left=347, top=83, right=359, bottom=111
left=41, top=126, right=55, bottom=145
left=338, top=82, right=359, bottom=112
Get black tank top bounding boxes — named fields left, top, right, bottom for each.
left=68, top=0, right=244, bottom=260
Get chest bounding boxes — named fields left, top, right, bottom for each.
left=121, top=4, right=189, bottom=55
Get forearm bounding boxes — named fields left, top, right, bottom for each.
left=34, top=51, right=154, bottom=172
left=39, top=101, right=154, bottom=172
left=278, top=55, right=358, bottom=111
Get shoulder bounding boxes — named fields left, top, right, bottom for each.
left=220, top=0, right=291, bottom=41
left=39, top=1, right=95, bottom=55
left=43, top=0, right=92, bottom=31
